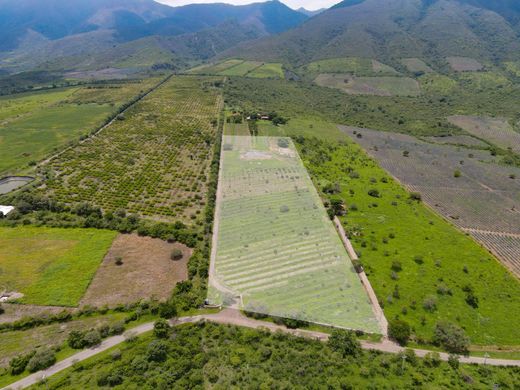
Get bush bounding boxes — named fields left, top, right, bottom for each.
left=433, top=322, right=470, bottom=354
left=422, top=296, right=437, bottom=312
left=153, top=319, right=171, bottom=339
left=146, top=340, right=169, bottom=362
left=68, top=330, right=86, bottom=349
left=0, top=304, right=4, bottom=315
left=26, top=349, right=56, bottom=372
left=170, top=249, right=183, bottom=261
left=83, top=330, right=102, bottom=347
left=423, top=352, right=441, bottom=367
left=388, top=319, right=411, bottom=345
left=328, top=329, right=361, bottom=357
left=9, top=351, right=35, bottom=375
left=110, top=321, right=125, bottom=335
left=368, top=189, right=381, bottom=198
left=159, top=301, right=177, bottom=319
left=409, top=192, right=422, bottom=201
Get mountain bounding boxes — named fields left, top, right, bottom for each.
left=0, top=0, right=308, bottom=72
left=296, top=7, right=326, bottom=17
left=224, top=0, right=520, bottom=65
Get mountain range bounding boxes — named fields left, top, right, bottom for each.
left=226, top=0, right=520, bottom=65
left=1, top=0, right=520, bottom=74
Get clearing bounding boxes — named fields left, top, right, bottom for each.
left=314, top=74, right=420, bottom=96
left=80, top=234, right=190, bottom=307
left=0, top=226, right=116, bottom=306
left=43, top=76, right=223, bottom=224
left=400, top=58, right=433, bottom=73
left=447, top=57, right=483, bottom=72
left=302, top=57, right=398, bottom=76
left=448, top=115, right=520, bottom=153
left=208, top=134, right=380, bottom=332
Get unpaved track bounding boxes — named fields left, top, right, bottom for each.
left=3, top=309, right=519, bottom=389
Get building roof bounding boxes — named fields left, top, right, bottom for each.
left=0, top=205, right=14, bottom=216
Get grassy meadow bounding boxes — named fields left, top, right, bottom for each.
left=0, top=80, right=159, bottom=175
left=0, top=227, right=116, bottom=306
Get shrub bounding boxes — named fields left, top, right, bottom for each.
left=68, top=330, right=86, bottom=349
left=9, top=351, right=35, bottom=375
left=115, top=256, right=123, bottom=266
left=328, top=329, right=361, bottom=357
left=409, top=192, right=422, bottom=201
left=170, top=248, right=183, bottom=261
left=153, top=319, right=171, bottom=339
left=422, top=296, right=437, bottom=312
left=423, top=352, right=441, bottom=367
left=26, top=349, right=56, bottom=372
left=368, top=189, right=381, bottom=198
left=391, top=260, right=402, bottom=272
left=388, top=319, right=411, bottom=345
left=453, top=170, right=461, bottom=178
left=159, top=301, right=177, bottom=319
left=0, top=304, right=4, bottom=315
left=433, top=322, right=470, bottom=354
left=147, top=340, right=169, bottom=362
left=448, top=354, right=460, bottom=369
left=83, top=330, right=102, bottom=347
left=110, top=321, right=125, bottom=335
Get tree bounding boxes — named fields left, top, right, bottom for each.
left=83, top=330, right=102, bottom=347
left=159, top=300, right=177, bottom=319
left=388, top=319, right=411, bottom=346
left=154, top=319, right=171, bottom=339
left=26, top=349, right=56, bottom=372
left=9, top=351, right=35, bottom=375
left=368, top=189, right=381, bottom=198
left=433, top=321, right=470, bottom=354
left=68, top=330, right=86, bottom=349
left=147, top=340, right=169, bottom=362
left=328, top=329, right=361, bottom=357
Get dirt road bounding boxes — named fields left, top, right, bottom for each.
left=3, top=309, right=519, bottom=389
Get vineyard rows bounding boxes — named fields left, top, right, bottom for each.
left=467, top=231, right=520, bottom=276
left=43, top=76, right=223, bottom=224
left=209, top=135, right=379, bottom=332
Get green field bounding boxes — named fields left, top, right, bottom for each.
left=209, top=135, right=379, bottom=332
left=0, top=226, right=116, bottom=306
left=293, top=135, right=520, bottom=346
left=400, top=58, right=433, bottom=73
left=302, top=57, right=398, bottom=77
left=189, top=60, right=283, bottom=78
left=0, top=80, right=159, bottom=175
left=247, top=63, right=284, bottom=78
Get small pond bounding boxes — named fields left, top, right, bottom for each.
left=0, top=176, right=34, bottom=195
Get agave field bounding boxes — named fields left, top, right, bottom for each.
left=43, top=76, right=223, bottom=224
left=343, top=126, right=520, bottom=276
left=208, top=134, right=380, bottom=332
left=448, top=115, right=520, bottom=153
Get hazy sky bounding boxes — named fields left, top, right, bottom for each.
left=156, top=0, right=339, bottom=11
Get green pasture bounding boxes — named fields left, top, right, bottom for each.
left=400, top=58, right=433, bottom=73
left=209, top=135, right=379, bottom=332
left=0, top=226, right=116, bottom=306
left=0, top=104, right=113, bottom=174
left=247, top=63, right=284, bottom=78
left=292, top=134, right=520, bottom=346
left=219, top=61, right=263, bottom=76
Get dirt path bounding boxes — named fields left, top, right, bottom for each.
left=333, top=217, right=388, bottom=336
left=3, top=309, right=519, bottom=389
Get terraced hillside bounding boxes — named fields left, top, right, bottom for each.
left=208, top=135, right=380, bottom=332
left=43, top=76, right=223, bottom=224
left=343, top=126, right=520, bottom=276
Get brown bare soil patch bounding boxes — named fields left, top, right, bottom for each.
left=80, top=234, right=191, bottom=307
left=447, top=56, right=483, bottom=71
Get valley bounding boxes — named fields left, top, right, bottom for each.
left=0, top=0, right=519, bottom=388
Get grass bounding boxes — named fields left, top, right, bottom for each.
left=447, top=57, right=483, bottom=72
left=0, top=226, right=117, bottom=306
left=0, top=80, right=159, bottom=176
left=400, top=58, right=433, bottom=73
left=219, top=61, right=263, bottom=76
left=247, top=63, right=284, bottom=79
left=291, top=135, right=520, bottom=346
left=43, top=76, right=223, bottom=224
left=208, top=134, right=379, bottom=332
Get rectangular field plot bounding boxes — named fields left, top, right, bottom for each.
left=208, top=135, right=380, bottom=332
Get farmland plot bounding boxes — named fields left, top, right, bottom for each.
left=448, top=115, right=520, bottom=153
left=447, top=57, right=483, bottom=71
left=343, top=126, right=520, bottom=276
left=43, top=76, right=223, bottom=224
left=208, top=135, right=380, bottom=332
